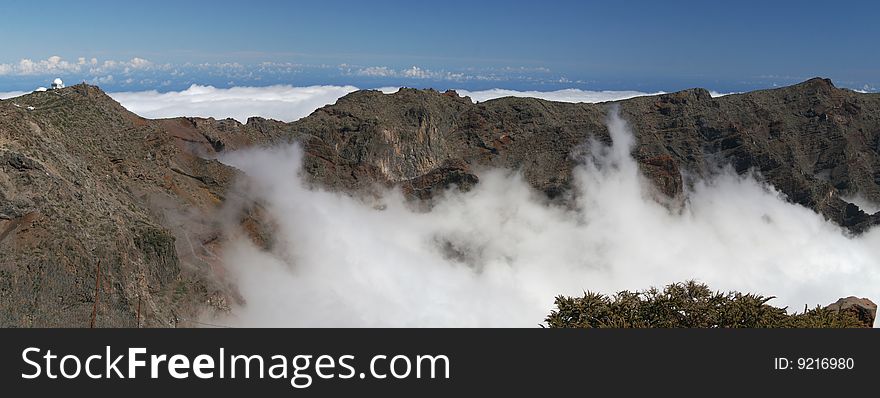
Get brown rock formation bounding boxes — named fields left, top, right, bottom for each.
left=1, top=78, right=878, bottom=326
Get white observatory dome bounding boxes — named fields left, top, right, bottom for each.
left=51, top=78, right=64, bottom=89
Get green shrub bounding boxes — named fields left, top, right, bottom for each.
left=545, top=281, right=868, bottom=328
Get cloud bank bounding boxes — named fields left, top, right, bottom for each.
left=457, top=88, right=665, bottom=103
left=0, top=91, right=27, bottom=100
left=454, top=88, right=735, bottom=103
left=212, top=110, right=880, bottom=327
left=110, top=84, right=359, bottom=123
left=109, top=85, right=663, bottom=123
left=0, top=56, right=159, bottom=79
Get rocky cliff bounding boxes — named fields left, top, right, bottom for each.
left=0, top=78, right=878, bottom=326
left=263, top=78, right=880, bottom=231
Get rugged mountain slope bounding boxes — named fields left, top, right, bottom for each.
left=1, top=78, right=878, bottom=327
left=0, top=85, right=274, bottom=327
left=255, top=78, right=879, bottom=230
left=621, top=79, right=880, bottom=231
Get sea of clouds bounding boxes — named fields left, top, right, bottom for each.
left=108, top=85, right=361, bottom=123
left=4, top=84, right=732, bottom=123
left=107, top=85, right=670, bottom=123
left=0, top=91, right=27, bottom=100
left=212, top=109, right=880, bottom=327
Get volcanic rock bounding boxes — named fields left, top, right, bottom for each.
left=1, top=78, right=878, bottom=326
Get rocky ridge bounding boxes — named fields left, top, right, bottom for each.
left=0, top=78, right=878, bottom=326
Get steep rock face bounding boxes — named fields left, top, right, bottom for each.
left=0, top=85, right=261, bottom=327
left=249, top=79, right=879, bottom=231
left=246, top=88, right=478, bottom=195
left=619, top=78, right=880, bottom=232
left=1, top=78, right=878, bottom=326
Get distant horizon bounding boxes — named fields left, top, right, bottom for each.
left=0, top=63, right=871, bottom=98
left=2, top=0, right=878, bottom=94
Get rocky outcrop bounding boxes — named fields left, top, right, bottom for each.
left=620, top=78, right=880, bottom=232
left=249, top=79, right=880, bottom=231
left=0, top=85, right=252, bottom=327
left=825, top=297, right=877, bottom=327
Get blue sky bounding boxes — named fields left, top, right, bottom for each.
left=1, top=0, right=877, bottom=92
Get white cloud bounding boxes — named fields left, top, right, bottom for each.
left=854, top=84, right=876, bottom=93
left=110, top=84, right=359, bottom=123
left=0, top=91, right=27, bottom=100
left=402, top=65, right=431, bottom=79
left=8, top=56, right=83, bottom=76
left=496, top=66, right=552, bottom=73
left=356, top=66, right=397, bottom=77
left=0, top=55, right=163, bottom=77
left=212, top=110, right=880, bottom=327
left=457, top=88, right=664, bottom=103
left=128, top=57, right=152, bottom=69
left=709, top=91, right=739, bottom=97
left=348, top=65, right=492, bottom=82
left=843, top=193, right=880, bottom=214
left=375, top=86, right=402, bottom=94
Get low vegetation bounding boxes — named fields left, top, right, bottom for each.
left=545, top=281, right=869, bottom=328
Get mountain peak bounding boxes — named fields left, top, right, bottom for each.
left=803, top=76, right=835, bottom=87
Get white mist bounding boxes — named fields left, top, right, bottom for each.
left=214, top=110, right=880, bottom=327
